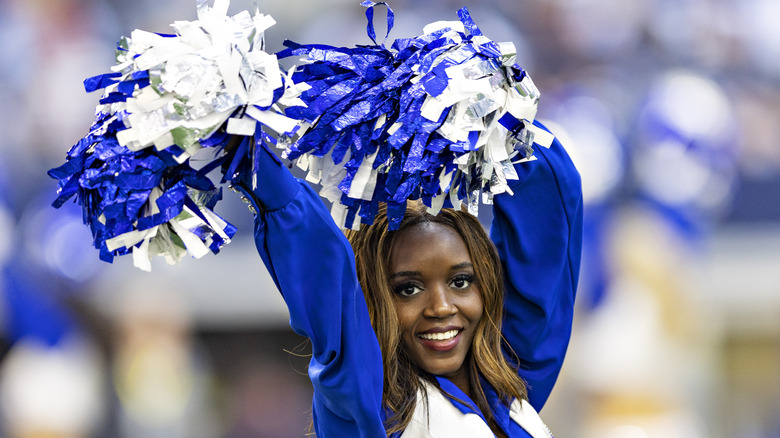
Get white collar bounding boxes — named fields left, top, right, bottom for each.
left=400, top=380, right=553, bottom=438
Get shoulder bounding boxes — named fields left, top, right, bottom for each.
left=508, top=398, right=554, bottom=438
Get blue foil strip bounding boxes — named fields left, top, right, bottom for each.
left=456, top=7, right=483, bottom=37
left=361, top=1, right=395, bottom=47
left=386, top=201, right=407, bottom=229
left=83, top=73, right=122, bottom=92
left=498, top=112, right=522, bottom=132
left=136, top=183, right=187, bottom=230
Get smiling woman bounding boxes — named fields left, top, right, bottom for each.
left=347, top=203, right=528, bottom=435
left=221, top=3, right=584, bottom=436
left=233, top=115, right=583, bottom=437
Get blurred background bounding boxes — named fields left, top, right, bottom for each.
left=1, top=0, right=779, bottom=437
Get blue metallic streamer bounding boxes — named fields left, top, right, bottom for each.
left=83, top=73, right=122, bottom=92
left=361, top=1, right=395, bottom=47
left=277, top=5, right=541, bottom=229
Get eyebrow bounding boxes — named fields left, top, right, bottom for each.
left=389, top=262, right=474, bottom=280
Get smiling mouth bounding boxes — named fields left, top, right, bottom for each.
left=417, top=329, right=460, bottom=341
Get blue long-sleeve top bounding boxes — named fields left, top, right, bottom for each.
left=236, top=121, right=583, bottom=437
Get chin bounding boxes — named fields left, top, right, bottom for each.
left=418, top=357, right=468, bottom=378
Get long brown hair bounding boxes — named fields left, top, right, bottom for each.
left=345, top=201, right=527, bottom=435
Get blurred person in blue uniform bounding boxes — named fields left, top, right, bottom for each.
left=539, top=87, right=628, bottom=312
left=0, top=163, right=108, bottom=438
left=561, top=69, right=739, bottom=438
left=0, top=245, right=106, bottom=438
left=110, top=279, right=219, bottom=438
left=0, top=165, right=12, bottom=354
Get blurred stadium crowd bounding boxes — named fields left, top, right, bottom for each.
left=1, top=0, right=779, bottom=437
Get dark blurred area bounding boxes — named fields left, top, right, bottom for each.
left=1, top=0, right=779, bottom=437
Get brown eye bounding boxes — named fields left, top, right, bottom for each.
left=450, top=274, right=473, bottom=290
left=394, top=283, right=423, bottom=297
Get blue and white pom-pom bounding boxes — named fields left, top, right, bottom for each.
left=48, top=0, right=302, bottom=270
left=277, top=1, right=554, bottom=230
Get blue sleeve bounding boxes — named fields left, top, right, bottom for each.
left=234, top=146, right=386, bottom=438
left=490, top=121, right=583, bottom=411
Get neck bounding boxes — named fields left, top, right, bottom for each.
left=445, top=369, right=473, bottom=400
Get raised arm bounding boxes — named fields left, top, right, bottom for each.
left=490, top=121, right=583, bottom=411
left=233, top=145, right=385, bottom=437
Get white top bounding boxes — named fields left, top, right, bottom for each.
left=401, top=380, right=553, bottom=438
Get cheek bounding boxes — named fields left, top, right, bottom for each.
left=392, top=299, right=416, bottom=334
left=463, top=289, right=485, bottom=322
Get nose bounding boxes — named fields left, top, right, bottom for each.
left=423, top=285, right=457, bottom=319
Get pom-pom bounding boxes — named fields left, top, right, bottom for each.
left=277, top=2, right=554, bottom=230
left=48, top=0, right=302, bottom=270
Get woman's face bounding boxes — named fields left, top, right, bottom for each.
left=389, top=222, right=484, bottom=388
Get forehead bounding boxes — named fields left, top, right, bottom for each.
left=389, top=222, right=472, bottom=269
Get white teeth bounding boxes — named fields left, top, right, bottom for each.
left=418, top=330, right=459, bottom=341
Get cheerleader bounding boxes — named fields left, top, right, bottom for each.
left=230, top=118, right=582, bottom=437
